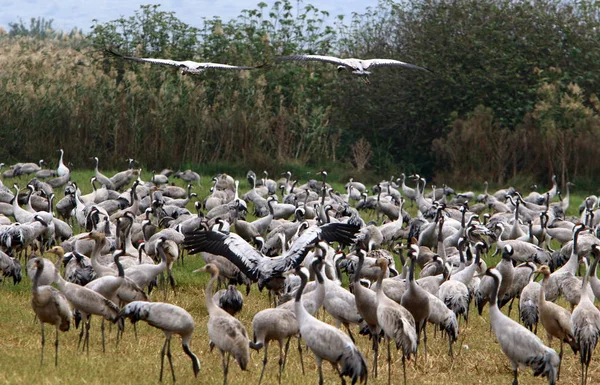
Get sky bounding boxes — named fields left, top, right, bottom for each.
left=0, top=0, right=381, bottom=33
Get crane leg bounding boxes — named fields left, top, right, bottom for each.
left=258, top=342, right=268, bottom=385
left=84, top=318, right=91, bottom=355
left=297, top=337, right=305, bottom=375
left=160, top=337, right=168, bottom=382
left=511, top=368, right=518, bottom=385
left=558, top=341, right=563, bottom=381
left=316, top=357, right=324, bottom=385
left=281, top=337, right=291, bottom=372
left=77, top=321, right=84, bottom=350
left=166, top=337, right=175, bottom=383
left=387, top=337, right=392, bottom=385
left=372, top=331, right=379, bottom=378
left=222, top=351, right=231, bottom=385
left=334, top=363, right=346, bottom=385
left=168, top=270, right=177, bottom=296
left=101, top=318, right=106, bottom=353
left=278, top=340, right=285, bottom=385
left=423, top=322, right=428, bottom=360
left=507, top=297, right=515, bottom=317
left=54, top=327, right=59, bottom=367
left=40, top=323, right=45, bottom=366
left=448, top=331, right=454, bottom=360
left=344, top=323, right=355, bottom=343
left=402, top=353, right=406, bottom=385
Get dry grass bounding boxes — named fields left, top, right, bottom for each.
left=0, top=172, right=599, bottom=384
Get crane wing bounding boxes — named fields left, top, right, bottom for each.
left=362, top=58, right=432, bottom=73
left=274, top=222, right=360, bottom=273
left=106, top=49, right=188, bottom=69
left=184, top=230, right=263, bottom=282
left=196, top=63, right=262, bottom=71
left=276, top=54, right=349, bottom=67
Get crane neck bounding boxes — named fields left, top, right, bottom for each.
left=114, top=253, right=125, bottom=278
left=537, top=274, right=549, bottom=307
left=32, top=260, right=44, bottom=293
left=488, top=273, right=500, bottom=309
left=354, top=252, right=365, bottom=283
left=205, top=270, right=219, bottom=313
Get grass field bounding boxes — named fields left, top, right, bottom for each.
left=0, top=170, right=599, bottom=385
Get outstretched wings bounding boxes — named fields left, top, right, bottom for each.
left=106, top=49, right=261, bottom=72
left=184, top=231, right=263, bottom=282
left=184, top=222, right=360, bottom=282
left=276, top=222, right=360, bottom=273
left=361, top=58, right=432, bottom=73
left=276, top=54, right=350, bottom=67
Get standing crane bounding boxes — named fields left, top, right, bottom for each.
left=571, top=244, right=600, bottom=385
left=485, top=268, right=559, bottom=385
left=31, top=258, right=71, bottom=366
left=52, top=260, right=120, bottom=353
left=535, top=265, right=578, bottom=380
left=375, top=257, right=417, bottom=385
left=251, top=307, right=301, bottom=385
left=200, top=263, right=251, bottom=385
left=293, top=264, right=368, bottom=385
left=119, top=301, right=200, bottom=382
left=351, top=249, right=380, bottom=377
left=401, top=244, right=430, bottom=359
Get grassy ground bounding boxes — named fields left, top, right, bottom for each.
left=0, top=170, right=599, bottom=384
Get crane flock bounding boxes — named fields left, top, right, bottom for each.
left=3, top=155, right=600, bottom=385
left=105, top=49, right=432, bottom=81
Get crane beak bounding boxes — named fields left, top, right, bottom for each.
left=192, top=267, right=207, bottom=273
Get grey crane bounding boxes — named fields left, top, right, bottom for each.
left=48, top=246, right=96, bottom=286
left=374, top=257, right=417, bottom=385
left=119, top=301, right=200, bottom=382
left=53, top=259, right=120, bottom=353
left=485, top=268, right=559, bottom=385
left=519, top=272, right=541, bottom=334
left=423, top=289, right=458, bottom=358
left=184, top=222, right=359, bottom=291
left=26, top=254, right=57, bottom=286
left=535, top=265, right=578, bottom=380
left=278, top=254, right=326, bottom=316
left=571, top=244, right=600, bottom=385
left=401, top=244, right=431, bottom=359
left=31, top=258, right=71, bottom=366
left=108, top=48, right=263, bottom=75
left=213, top=285, right=244, bottom=316
left=85, top=250, right=145, bottom=351
left=124, top=237, right=168, bottom=290
left=200, top=263, right=251, bottom=385
left=476, top=245, right=515, bottom=315
left=0, top=250, right=21, bottom=284
left=92, top=157, right=115, bottom=190
left=293, top=264, right=368, bottom=385
left=251, top=307, right=301, bottom=385
left=351, top=249, right=380, bottom=376
left=500, top=261, right=537, bottom=318
left=173, top=169, right=201, bottom=185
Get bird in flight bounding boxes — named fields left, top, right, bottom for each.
left=106, top=48, right=262, bottom=75
left=276, top=54, right=431, bottom=81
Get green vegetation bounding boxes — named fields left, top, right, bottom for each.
left=2, top=0, right=600, bottom=184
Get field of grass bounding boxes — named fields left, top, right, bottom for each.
left=0, top=170, right=599, bottom=385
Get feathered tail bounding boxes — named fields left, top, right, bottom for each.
left=527, top=348, right=559, bottom=385
left=519, top=300, right=538, bottom=332
left=339, top=345, right=368, bottom=384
